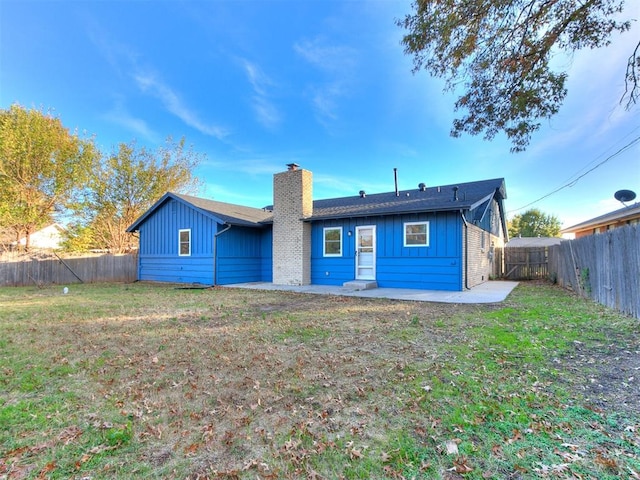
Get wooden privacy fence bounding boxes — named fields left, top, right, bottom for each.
left=548, top=225, right=639, bottom=319
left=503, top=247, right=550, bottom=280
left=0, top=252, right=138, bottom=287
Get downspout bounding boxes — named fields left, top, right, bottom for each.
left=130, top=232, right=140, bottom=282
left=213, top=224, right=232, bottom=286
left=460, top=210, right=469, bottom=290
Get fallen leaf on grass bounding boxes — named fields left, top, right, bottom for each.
left=184, top=442, right=201, bottom=455
left=507, top=429, right=522, bottom=444
left=595, top=454, right=618, bottom=470
left=37, top=461, right=56, bottom=478
left=381, top=449, right=398, bottom=463
left=58, top=425, right=83, bottom=445
left=348, top=447, right=363, bottom=459
left=452, top=456, right=473, bottom=473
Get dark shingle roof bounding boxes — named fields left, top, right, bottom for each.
left=171, top=193, right=272, bottom=227
left=126, top=192, right=273, bottom=232
left=128, top=178, right=506, bottom=232
left=308, top=178, right=506, bottom=220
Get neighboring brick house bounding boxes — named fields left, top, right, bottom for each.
left=127, top=165, right=508, bottom=291
left=561, top=202, right=640, bottom=238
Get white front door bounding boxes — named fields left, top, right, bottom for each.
left=355, top=225, right=376, bottom=280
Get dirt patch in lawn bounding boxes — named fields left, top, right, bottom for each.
left=558, top=324, right=640, bottom=416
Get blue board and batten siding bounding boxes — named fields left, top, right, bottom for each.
left=137, top=198, right=271, bottom=285
left=310, top=211, right=463, bottom=291
left=215, top=227, right=272, bottom=285
left=137, top=198, right=217, bottom=284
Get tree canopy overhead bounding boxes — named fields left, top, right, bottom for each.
left=0, top=104, right=97, bottom=249
left=397, top=0, right=638, bottom=152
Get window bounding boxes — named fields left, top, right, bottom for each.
left=179, top=229, right=191, bottom=256
left=404, top=221, right=429, bottom=247
left=323, top=227, right=342, bottom=256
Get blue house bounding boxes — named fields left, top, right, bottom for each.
left=127, top=165, right=508, bottom=291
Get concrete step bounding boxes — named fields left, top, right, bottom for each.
left=342, top=280, right=378, bottom=291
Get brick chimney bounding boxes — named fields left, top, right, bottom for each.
left=272, top=165, right=313, bottom=285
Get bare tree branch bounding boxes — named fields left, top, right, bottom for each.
left=622, top=39, right=640, bottom=109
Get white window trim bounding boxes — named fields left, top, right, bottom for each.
left=404, top=221, right=430, bottom=247
left=179, top=228, right=191, bottom=256
left=323, top=227, right=342, bottom=257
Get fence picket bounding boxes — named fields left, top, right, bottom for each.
left=503, top=247, right=550, bottom=280
left=0, top=252, right=137, bottom=287
left=548, top=225, right=639, bottom=319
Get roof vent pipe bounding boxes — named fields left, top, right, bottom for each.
left=394, top=168, right=399, bottom=196
left=453, top=186, right=459, bottom=201
left=359, top=190, right=366, bottom=198
left=418, top=182, right=426, bottom=192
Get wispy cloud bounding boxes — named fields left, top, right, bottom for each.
left=240, top=59, right=281, bottom=129
left=294, top=38, right=356, bottom=73
left=85, top=18, right=229, bottom=140
left=134, top=71, right=230, bottom=139
left=294, top=37, right=358, bottom=127
left=83, top=16, right=137, bottom=80
left=102, top=97, right=161, bottom=143
left=201, top=181, right=271, bottom=206
left=203, top=156, right=285, bottom=176
left=312, top=175, right=353, bottom=197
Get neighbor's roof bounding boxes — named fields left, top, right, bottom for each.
left=126, top=192, right=273, bottom=232
left=308, top=178, right=506, bottom=220
left=505, top=237, right=562, bottom=248
left=561, top=202, right=640, bottom=234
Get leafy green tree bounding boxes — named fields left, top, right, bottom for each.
left=0, top=104, right=97, bottom=250
left=397, top=0, right=638, bottom=152
left=69, top=137, right=202, bottom=253
left=508, top=209, right=561, bottom=238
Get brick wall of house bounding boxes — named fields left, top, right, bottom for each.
left=464, top=223, right=503, bottom=288
left=272, top=167, right=313, bottom=285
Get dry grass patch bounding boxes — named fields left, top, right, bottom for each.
left=1, top=282, right=638, bottom=479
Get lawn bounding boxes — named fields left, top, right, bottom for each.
left=1, top=282, right=639, bottom=479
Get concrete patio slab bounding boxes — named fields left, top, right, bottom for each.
left=223, top=280, right=519, bottom=304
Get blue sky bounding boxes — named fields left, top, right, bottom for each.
left=1, top=1, right=639, bottom=231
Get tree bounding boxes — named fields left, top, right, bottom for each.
left=508, top=209, right=561, bottom=238
left=397, top=0, right=639, bottom=152
left=0, top=104, right=97, bottom=250
left=69, top=137, right=202, bottom=253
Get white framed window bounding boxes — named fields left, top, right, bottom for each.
left=323, top=227, right=342, bottom=257
left=179, top=229, right=191, bottom=256
left=404, top=221, right=429, bottom=247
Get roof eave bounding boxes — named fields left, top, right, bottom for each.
left=307, top=204, right=472, bottom=221
left=126, top=192, right=227, bottom=232
left=561, top=203, right=640, bottom=233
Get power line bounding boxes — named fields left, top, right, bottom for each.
left=508, top=134, right=640, bottom=213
